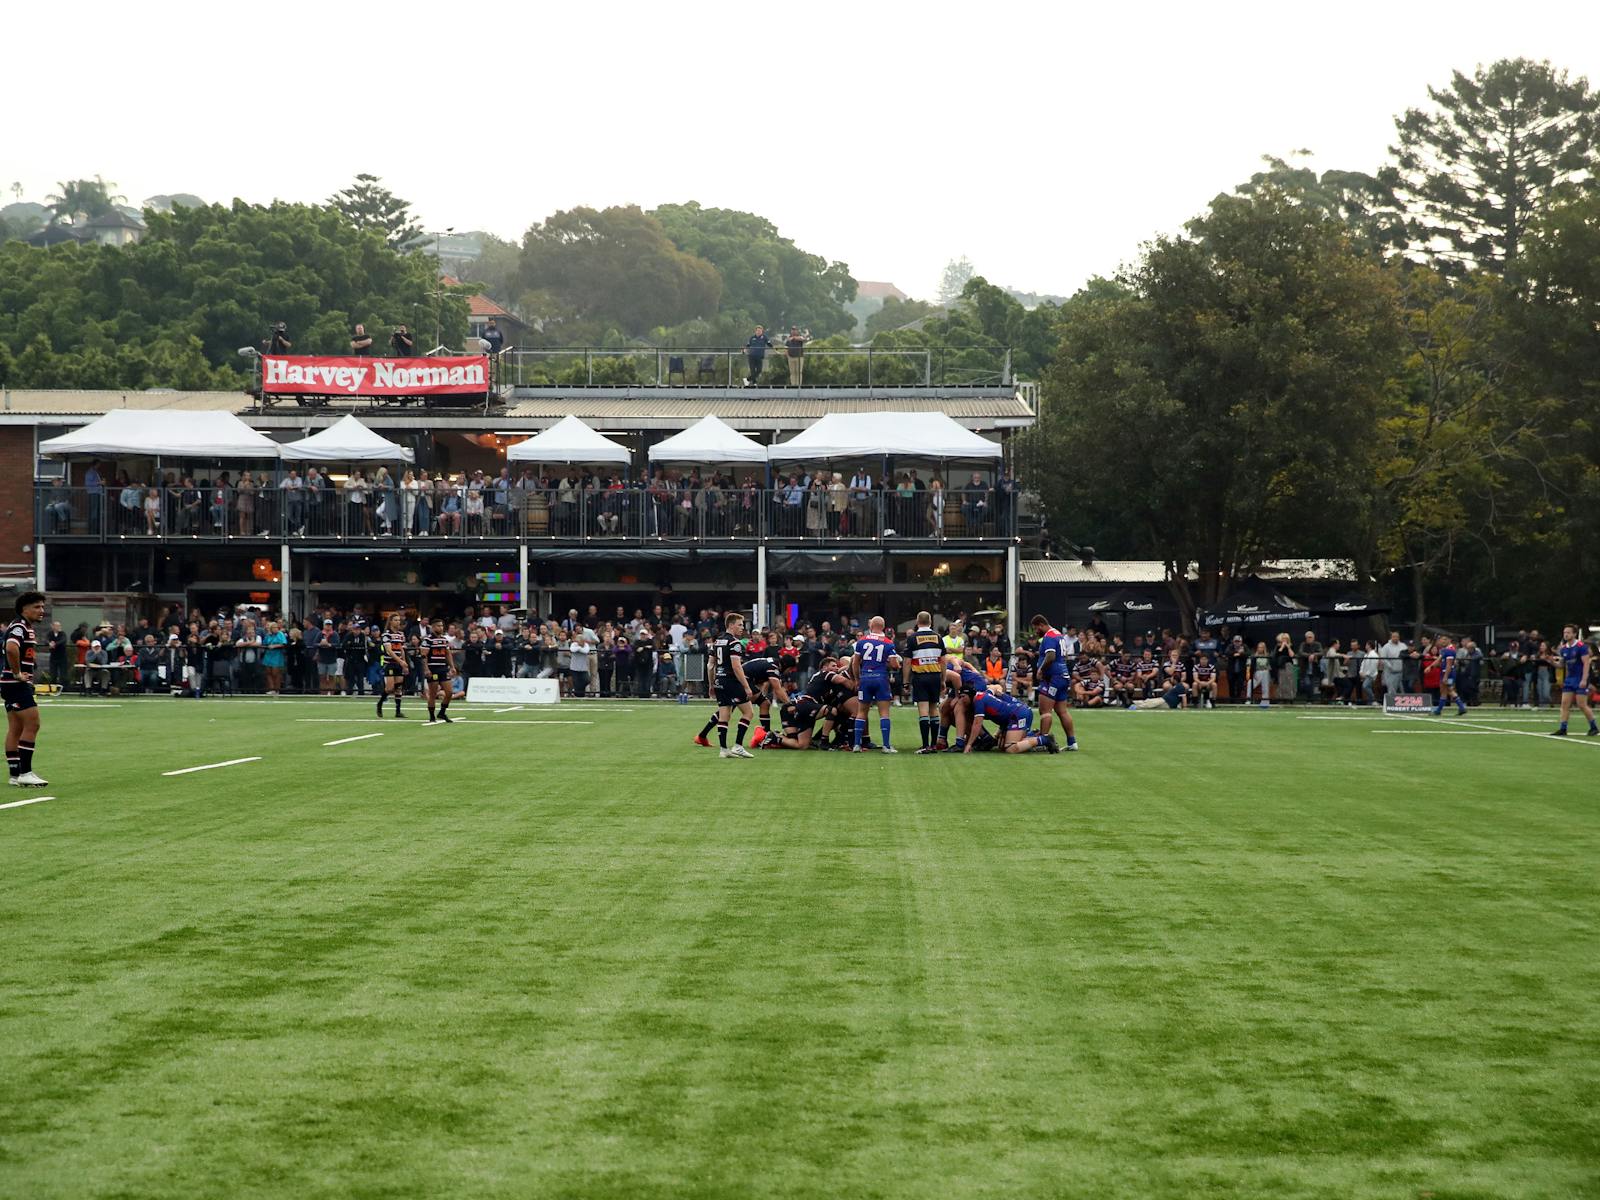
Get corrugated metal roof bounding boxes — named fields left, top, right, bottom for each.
left=1, top=390, right=250, bottom=416
left=1021, top=558, right=1355, bottom=585
left=1021, top=560, right=1176, bottom=585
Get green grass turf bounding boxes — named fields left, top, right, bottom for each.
left=1, top=697, right=1597, bottom=1199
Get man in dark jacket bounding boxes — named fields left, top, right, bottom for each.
left=743, top=325, right=773, bottom=386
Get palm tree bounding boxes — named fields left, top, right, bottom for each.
left=45, top=176, right=125, bottom=225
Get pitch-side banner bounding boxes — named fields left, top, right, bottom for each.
left=262, top=355, right=489, bottom=397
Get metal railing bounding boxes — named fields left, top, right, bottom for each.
left=501, top=347, right=1011, bottom=388
left=36, top=485, right=1019, bottom=546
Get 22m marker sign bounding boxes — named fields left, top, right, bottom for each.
left=262, top=355, right=489, bottom=397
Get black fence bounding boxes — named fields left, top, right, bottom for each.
left=36, top=485, right=1018, bottom=546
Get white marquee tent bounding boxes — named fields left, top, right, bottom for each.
left=507, top=415, right=630, bottom=465
left=647, top=415, right=766, bottom=464
left=38, top=411, right=280, bottom=459
left=279, top=415, right=415, bottom=463
left=767, top=412, right=1002, bottom=462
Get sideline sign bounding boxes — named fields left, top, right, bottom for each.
left=262, top=354, right=489, bottom=398
left=1383, top=693, right=1432, bottom=713
left=466, top=678, right=559, bottom=705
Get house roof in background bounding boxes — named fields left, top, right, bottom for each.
left=857, top=281, right=908, bottom=302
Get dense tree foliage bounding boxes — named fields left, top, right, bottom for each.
left=651, top=203, right=858, bottom=341
left=1392, top=58, right=1599, bottom=272
left=329, top=174, right=424, bottom=252
left=0, top=200, right=466, bottom=388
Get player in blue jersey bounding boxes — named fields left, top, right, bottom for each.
left=1432, top=635, right=1467, bottom=716
left=1029, top=614, right=1080, bottom=751
left=966, top=689, right=1056, bottom=754
left=1551, top=624, right=1598, bottom=736
left=850, top=615, right=902, bottom=753
left=935, top=658, right=991, bottom=751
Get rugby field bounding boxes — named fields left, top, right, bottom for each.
left=1, top=697, right=1595, bottom=1199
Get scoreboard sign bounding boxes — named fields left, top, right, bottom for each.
left=1384, top=693, right=1432, bottom=713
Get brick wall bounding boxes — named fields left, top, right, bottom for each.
left=0, top=426, right=37, bottom=569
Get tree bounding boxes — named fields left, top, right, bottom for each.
left=45, top=176, right=125, bottom=225
left=329, top=174, right=424, bottom=252
left=1031, top=188, right=1404, bottom=627
left=1235, top=152, right=1409, bottom=257
left=863, top=295, right=938, bottom=337
left=521, top=206, right=721, bottom=339
left=650, top=203, right=857, bottom=339
left=937, top=256, right=975, bottom=306
left=1391, top=58, right=1600, bottom=273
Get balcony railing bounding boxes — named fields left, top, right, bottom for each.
left=501, top=347, right=1014, bottom=389
left=36, top=485, right=1018, bottom=547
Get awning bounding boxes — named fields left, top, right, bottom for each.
left=1201, top=577, right=1313, bottom=626
left=38, top=411, right=280, bottom=458
left=507, top=415, right=630, bottom=465
left=769, top=412, right=1002, bottom=461
left=648, top=415, right=766, bottom=464
left=279, top=415, right=414, bottom=463
left=1312, top=589, right=1392, bottom=616
left=1085, top=587, right=1166, bottom=614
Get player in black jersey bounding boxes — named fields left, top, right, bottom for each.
left=4, top=591, right=48, bottom=788
left=377, top=613, right=409, bottom=718
left=423, top=618, right=455, bottom=723
left=707, top=613, right=756, bottom=758
left=761, top=656, right=847, bottom=750
left=695, top=652, right=789, bottom=747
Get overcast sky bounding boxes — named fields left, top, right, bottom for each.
left=6, top=1, right=1598, bottom=300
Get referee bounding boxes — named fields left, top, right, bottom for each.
left=903, top=611, right=945, bottom=753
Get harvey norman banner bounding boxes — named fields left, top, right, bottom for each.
left=262, top=355, right=489, bottom=397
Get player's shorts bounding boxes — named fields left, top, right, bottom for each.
left=1037, top=678, right=1071, bottom=701
left=857, top=677, right=892, bottom=704
left=911, top=674, right=943, bottom=705
left=714, top=680, right=748, bottom=707
left=384, top=660, right=408, bottom=678
left=787, top=697, right=820, bottom=734
left=1006, top=707, right=1034, bottom=734
left=1563, top=681, right=1586, bottom=694
left=1, top=679, right=37, bottom=713
left=427, top=668, right=450, bottom=685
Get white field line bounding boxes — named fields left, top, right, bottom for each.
left=1369, top=728, right=1506, bottom=736
left=0, top=794, right=54, bottom=810
left=293, top=718, right=593, bottom=726
left=1444, top=716, right=1600, bottom=747
left=162, top=757, right=262, bottom=776
left=37, top=703, right=123, bottom=708
left=493, top=706, right=525, bottom=713
left=323, top=732, right=384, bottom=747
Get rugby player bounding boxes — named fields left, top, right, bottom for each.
left=903, top=611, right=944, bottom=752
left=695, top=648, right=788, bottom=746
left=1028, top=615, right=1080, bottom=751
left=1432, top=635, right=1468, bottom=717
left=709, top=613, right=757, bottom=758
left=851, top=615, right=902, bottom=752
left=1552, top=624, right=1599, bottom=736
left=1072, top=656, right=1107, bottom=707
left=423, top=617, right=455, bottom=724
left=377, top=613, right=409, bottom=718
left=4, top=591, right=48, bottom=788
left=763, top=656, right=853, bottom=750
left=936, top=656, right=992, bottom=751
left=966, top=688, right=1056, bottom=754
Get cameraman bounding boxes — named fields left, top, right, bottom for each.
left=267, top=321, right=292, bottom=354
left=389, top=324, right=415, bottom=357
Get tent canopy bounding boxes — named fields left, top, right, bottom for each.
left=280, top=415, right=415, bottom=463
left=507, top=415, right=630, bottom=465
left=39, top=411, right=280, bottom=459
left=648, top=415, right=766, bottom=464
left=1201, top=576, right=1312, bottom=627
left=769, top=412, right=1002, bottom=462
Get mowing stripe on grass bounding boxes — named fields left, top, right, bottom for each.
left=0, top=794, right=54, bottom=810
left=162, top=757, right=262, bottom=776
left=1370, top=728, right=1507, bottom=736
left=293, top=718, right=593, bottom=726
left=323, top=733, right=384, bottom=747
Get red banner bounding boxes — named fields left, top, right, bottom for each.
left=262, top=355, right=489, bottom=397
